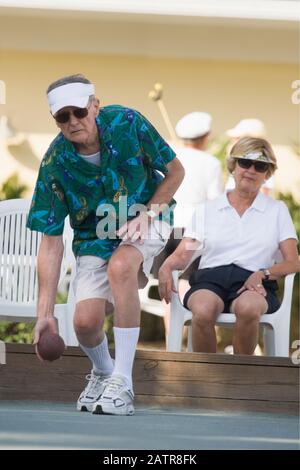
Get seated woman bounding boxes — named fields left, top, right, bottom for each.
left=158, top=137, right=300, bottom=355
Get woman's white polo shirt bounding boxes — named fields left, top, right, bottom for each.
left=184, top=192, right=297, bottom=272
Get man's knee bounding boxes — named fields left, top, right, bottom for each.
left=107, top=249, right=140, bottom=283
left=74, top=315, right=98, bottom=336
left=73, top=302, right=104, bottom=336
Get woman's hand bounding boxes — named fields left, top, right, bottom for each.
left=158, top=264, right=177, bottom=304
left=237, top=271, right=267, bottom=296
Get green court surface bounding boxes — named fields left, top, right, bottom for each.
left=0, top=401, right=299, bottom=450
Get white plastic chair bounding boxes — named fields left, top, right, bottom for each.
left=0, top=198, right=78, bottom=346
left=139, top=275, right=164, bottom=318
left=168, top=270, right=296, bottom=357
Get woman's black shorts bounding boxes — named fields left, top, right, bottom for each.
left=183, top=264, right=280, bottom=314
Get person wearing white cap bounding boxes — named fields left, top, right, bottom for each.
left=151, top=111, right=222, bottom=338
left=227, top=119, right=266, bottom=140
left=226, top=118, right=274, bottom=196
left=174, top=111, right=223, bottom=223
left=159, top=136, right=299, bottom=355
left=27, top=73, right=184, bottom=415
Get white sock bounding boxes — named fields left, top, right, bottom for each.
left=112, top=326, right=140, bottom=391
left=80, top=334, right=114, bottom=376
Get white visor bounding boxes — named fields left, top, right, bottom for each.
left=231, top=152, right=274, bottom=164
left=47, top=82, right=95, bottom=115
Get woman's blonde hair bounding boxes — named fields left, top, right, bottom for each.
left=227, top=137, right=277, bottom=179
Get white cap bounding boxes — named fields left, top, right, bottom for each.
left=227, top=119, right=266, bottom=138
left=175, top=112, right=212, bottom=139
left=47, top=82, right=95, bottom=115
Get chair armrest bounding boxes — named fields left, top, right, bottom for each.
left=172, top=270, right=179, bottom=291
left=168, top=270, right=192, bottom=351
left=171, top=270, right=184, bottom=307
left=138, top=275, right=159, bottom=303
left=146, top=276, right=159, bottom=289
left=279, top=273, right=296, bottom=311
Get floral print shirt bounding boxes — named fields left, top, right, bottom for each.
left=27, top=105, right=176, bottom=259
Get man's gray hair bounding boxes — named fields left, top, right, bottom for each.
left=47, top=74, right=92, bottom=94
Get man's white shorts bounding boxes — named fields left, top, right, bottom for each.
left=73, top=220, right=170, bottom=304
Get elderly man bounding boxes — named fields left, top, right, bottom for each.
left=27, top=74, right=184, bottom=415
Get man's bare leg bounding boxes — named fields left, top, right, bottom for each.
left=74, top=298, right=114, bottom=411
left=108, top=245, right=143, bottom=327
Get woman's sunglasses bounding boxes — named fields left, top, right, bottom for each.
left=54, top=106, right=89, bottom=124
left=236, top=158, right=270, bottom=173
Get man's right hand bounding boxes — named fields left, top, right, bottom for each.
left=33, top=317, right=58, bottom=345
left=33, top=317, right=59, bottom=361
left=158, top=264, right=177, bottom=304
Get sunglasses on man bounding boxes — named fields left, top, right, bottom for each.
left=54, top=103, right=91, bottom=124
left=236, top=158, right=271, bottom=173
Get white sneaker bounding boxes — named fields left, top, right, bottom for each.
left=77, top=371, right=110, bottom=412
left=92, top=375, right=135, bottom=416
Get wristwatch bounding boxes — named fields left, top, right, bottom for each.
left=261, top=269, right=271, bottom=281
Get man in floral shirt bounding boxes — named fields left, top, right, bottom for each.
left=28, top=74, right=184, bottom=415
